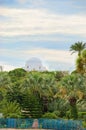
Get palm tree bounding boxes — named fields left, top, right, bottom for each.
left=55, top=74, right=86, bottom=119
left=0, top=100, right=21, bottom=118
left=70, top=41, right=86, bottom=56
left=76, top=49, right=86, bottom=74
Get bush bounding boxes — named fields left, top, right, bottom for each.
left=53, top=111, right=60, bottom=117
left=78, top=112, right=86, bottom=121
left=82, top=121, right=86, bottom=128
left=0, top=100, right=21, bottom=118
left=42, top=112, right=57, bottom=119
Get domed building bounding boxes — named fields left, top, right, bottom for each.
left=24, top=57, right=47, bottom=71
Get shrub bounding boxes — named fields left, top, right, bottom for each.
left=53, top=111, right=60, bottom=117
left=78, top=112, right=86, bottom=121
left=0, top=100, right=21, bottom=118
left=82, top=121, right=86, bottom=128
left=42, top=112, right=57, bottom=119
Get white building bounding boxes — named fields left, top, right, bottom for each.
left=24, top=57, right=47, bottom=71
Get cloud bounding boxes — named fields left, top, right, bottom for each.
left=24, top=48, right=77, bottom=64
left=0, top=48, right=77, bottom=64
left=0, top=7, right=86, bottom=38
left=0, top=34, right=72, bottom=43
left=0, top=48, right=77, bottom=71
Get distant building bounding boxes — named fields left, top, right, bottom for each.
left=0, top=66, right=3, bottom=72
left=24, top=57, right=47, bottom=71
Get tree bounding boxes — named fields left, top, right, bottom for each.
left=20, top=71, right=57, bottom=113
left=70, top=41, right=86, bottom=56
left=56, top=73, right=86, bottom=119
left=6, top=82, right=24, bottom=105
left=81, top=49, right=86, bottom=73
left=0, top=72, right=12, bottom=103
left=0, top=72, right=11, bottom=88
left=76, top=49, right=86, bottom=74
left=8, top=68, right=27, bottom=83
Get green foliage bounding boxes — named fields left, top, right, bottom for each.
left=59, top=73, right=86, bottom=120
left=53, top=111, right=60, bottom=117
left=8, top=68, right=26, bottom=77
left=78, top=112, right=86, bottom=121
left=22, top=91, right=43, bottom=118
left=76, top=57, right=83, bottom=72
left=8, top=68, right=27, bottom=82
left=60, top=73, right=86, bottom=100
left=82, top=49, right=86, bottom=58
left=48, top=99, right=69, bottom=117
left=6, top=81, right=24, bottom=105
left=66, top=105, right=78, bottom=120
left=0, top=91, right=3, bottom=100
left=77, top=99, right=86, bottom=112
left=54, top=71, right=68, bottom=81
left=81, top=49, right=86, bottom=73
left=76, top=50, right=86, bottom=74
left=42, top=112, right=57, bottom=119
left=0, top=72, right=11, bottom=88
left=70, top=104, right=78, bottom=120
left=70, top=42, right=86, bottom=74
left=82, top=121, right=86, bottom=128
left=0, top=100, right=21, bottom=118
left=70, top=41, right=86, bottom=56
left=0, top=70, right=86, bottom=120
left=66, top=111, right=71, bottom=119
left=20, top=71, right=57, bottom=113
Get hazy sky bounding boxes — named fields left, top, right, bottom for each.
left=0, top=0, right=86, bottom=71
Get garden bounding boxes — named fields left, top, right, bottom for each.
left=0, top=42, right=86, bottom=129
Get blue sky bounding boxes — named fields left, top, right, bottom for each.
left=0, top=0, right=86, bottom=71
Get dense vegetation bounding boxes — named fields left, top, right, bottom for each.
left=0, top=42, right=86, bottom=128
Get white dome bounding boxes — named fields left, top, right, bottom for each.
left=26, top=57, right=42, bottom=65
left=25, top=57, right=47, bottom=71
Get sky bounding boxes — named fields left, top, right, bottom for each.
left=0, top=0, right=86, bottom=71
